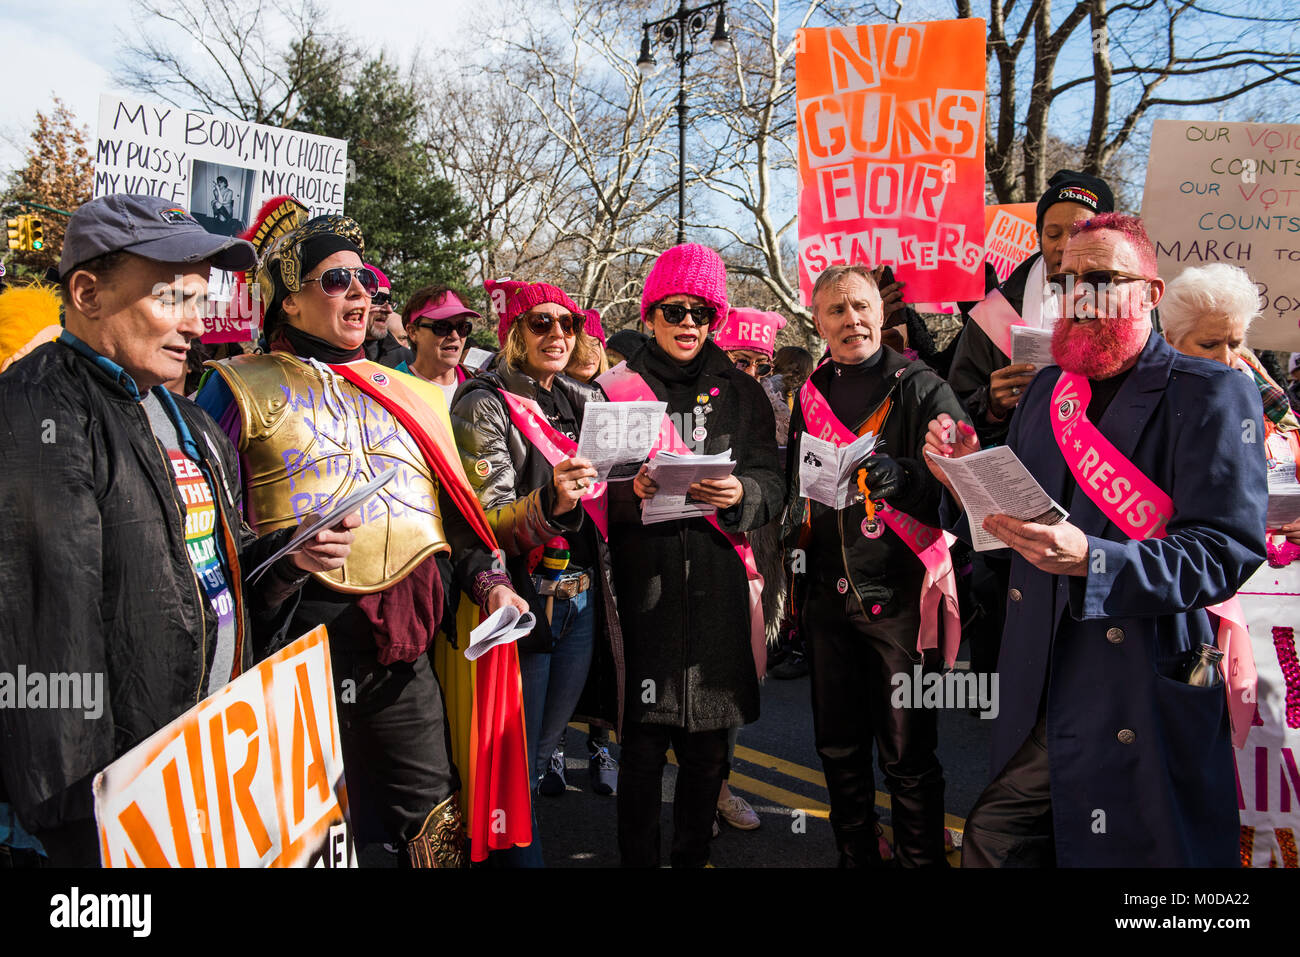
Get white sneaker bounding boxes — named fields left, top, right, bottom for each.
left=717, top=794, right=761, bottom=830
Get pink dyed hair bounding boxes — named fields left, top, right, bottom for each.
left=1069, top=212, right=1157, bottom=277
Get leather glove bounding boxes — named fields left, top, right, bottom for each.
left=858, top=455, right=910, bottom=503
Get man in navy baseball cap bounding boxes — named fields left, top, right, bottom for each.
left=0, top=195, right=357, bottom=865
left=58, top=193, right=257, bottom=279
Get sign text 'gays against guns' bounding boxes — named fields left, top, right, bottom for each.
left=1142, top=119, right=1300, bottom=352
left=796, top=19, right=987, bottom=306
left=93, top=627, right=355, bottom=868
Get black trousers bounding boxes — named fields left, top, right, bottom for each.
left=802, top=582, right=947, bottom=867
left=961, top=716, right=1055, bottom=867
left=332, top=642, right=460, bottom=847
left=617, top=722, right=729, bottom=868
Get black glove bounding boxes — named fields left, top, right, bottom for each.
left=858, top=455, right=910, bottom=503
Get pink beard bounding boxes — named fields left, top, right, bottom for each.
left=1051, top=314, right=1148, bottom=378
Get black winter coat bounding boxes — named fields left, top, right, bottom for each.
left=0, top=337, right=302, bottom=859
left=606, top=341, right=783, bottom=732
left=783, top=346, right=970, bottom=621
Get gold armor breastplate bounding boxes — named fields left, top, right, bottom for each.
left=208, top=353, right=448, bottom=594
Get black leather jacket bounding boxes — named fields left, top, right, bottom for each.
left=783, top=346, right=970, bottom=621
left=0, top=336, right=302, bottom=855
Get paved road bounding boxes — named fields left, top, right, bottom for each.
left=537, top=659, right=994, bottom=868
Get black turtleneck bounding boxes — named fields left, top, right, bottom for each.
left=826, top=346, right=889, bottom=430
left=276, top=322, right=365, bottom=364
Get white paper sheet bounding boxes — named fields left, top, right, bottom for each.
left=575, top=401, right=667, bottom=481
left=1010, top=325, right=1056, bottom=369
left=246, top=468, right=399, bottom=582
left=798, top=431, right=878, bottom=509
left=464, top=603, right=537, bottom=661
left=926, top=447, right=1068, bottom=552
left=641, top=450, right=737, bottom=524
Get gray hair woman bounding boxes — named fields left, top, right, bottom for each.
left=1162, top=263, right=1300, bottom=544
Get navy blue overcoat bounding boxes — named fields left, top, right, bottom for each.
left=946, top=332, right=1266, bottom=866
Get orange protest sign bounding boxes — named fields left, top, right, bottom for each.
left=984, top=203, right=1038, bottom=283
left=796, top=19, right=986, bottom=305
left=93, top=627, right=354, bottom=868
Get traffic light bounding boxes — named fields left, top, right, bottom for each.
left=5, top=217, right=20, bottom=250
left=28, top=217, right=43, bottom=251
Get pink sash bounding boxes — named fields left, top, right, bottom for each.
left=598, top=363, right=767, bottom=680
left=1050, top=372, right=1256, bottom=748
left=498, top=390, right=609, bottom=539
left=798, top=371, right=962, bottom=667
left=968, top=288, right=1025, bottom=358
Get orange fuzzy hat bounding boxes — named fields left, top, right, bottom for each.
left=0, top=283, right=62, bottom=372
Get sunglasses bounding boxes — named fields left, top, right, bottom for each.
left=416, top=318, right=473, bottom=338
left=302, top=266, right=379, bottom=297
left=524, top=312, right=584, bottom=336
left=1046, top=269, right=1151, bottom=291
left=371, top=291, right=393, bottom=307
left=733, top=357, right=773, bottom=376
left=655, top=302, right=717, bottom=326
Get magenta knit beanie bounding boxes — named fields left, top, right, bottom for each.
left=582, top=309, right=607, bottom=346
left=484, top=278, right=581, bottom=347
left=640, top=244, right=728, bottom=325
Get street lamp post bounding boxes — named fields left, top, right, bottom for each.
left=637, top=1, right=731, bottom=246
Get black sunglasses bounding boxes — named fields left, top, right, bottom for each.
left=524, top=312, right=584, bottom=336
left=371, top=291, right=393, bottom=307
left=302, top=266, right=379, bottom=297
left=655, top=302, right=717, bottom=326
left=734, top=357, right=773, bottom=376
left=417, top=318, right=473, bottom=338
left=1045, top=269, right=1151, bottom=291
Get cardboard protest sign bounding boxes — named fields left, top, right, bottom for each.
left=984, top=203, right=1038, bottom=283
left=93, top=93, right=348, bottom=343
left=93, top=627, right=355, bottom=868
left=1142, top=119, right=1300, bottom=351
left=795, top=19, right=987, bottom=306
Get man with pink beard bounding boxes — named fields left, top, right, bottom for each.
left=924, top=213, right=1267, bottom=866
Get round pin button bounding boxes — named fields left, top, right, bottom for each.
left=692, top=426, right=707, bottom=442
left=694, top=406, right=704, bottom=416
left=861, top=518, right=883, bottom=538
left=709, top=387, right=720, bottom=396
left=836, top=578, right=848, bottom=594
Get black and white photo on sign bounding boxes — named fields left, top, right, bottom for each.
left=189, top=160, right=255, bottom=237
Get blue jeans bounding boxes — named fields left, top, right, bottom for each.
left=519, top=588, right=596, bottom=782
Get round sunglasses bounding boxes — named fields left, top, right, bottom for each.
left=415, top=318, right=474, bottom=338
left=302, top=266, right=379, bottom=297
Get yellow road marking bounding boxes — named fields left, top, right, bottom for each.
left=576, top=724, right=965, bottom=832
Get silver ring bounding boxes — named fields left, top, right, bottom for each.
left=1011, top=387, right=1021, bottom=396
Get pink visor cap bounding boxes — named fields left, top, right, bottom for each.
left=713, top=307, right=786, bottom=358
left=411, top=289, right=482, bottom=324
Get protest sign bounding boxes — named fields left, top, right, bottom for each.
left=984, top=203, right=1038, bottom=283
left=1234, top=558, right=1300, bottom=867
left=93, top=93, right=349, bottom=343
left=795, top=19, right=987, bottom=306
left=93, top=626, right=355, bottom=868
left=1142, top=119, right=1300, bottom=351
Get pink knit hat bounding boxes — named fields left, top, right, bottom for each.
left=364, top=262, right=390, bottom=291
left=713, top=308, right=786, bottom=358
left=484, top=278, right=581, bottom=347
left=640, top=244, right=728, bottom=325
left=582, top=309, right=607, bottom=347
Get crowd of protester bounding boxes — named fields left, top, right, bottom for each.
left=0, top=169, right=1289, bottom=868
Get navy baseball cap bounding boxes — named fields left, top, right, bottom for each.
left=58, top=194, right=258, bottom=279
